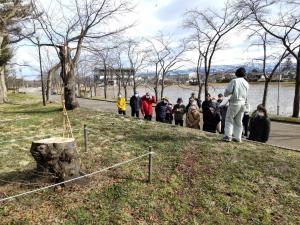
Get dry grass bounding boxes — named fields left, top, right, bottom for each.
left=0, top=93, right=299, bottom=224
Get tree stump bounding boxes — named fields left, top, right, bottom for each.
left=30, top=137, right=81, bottom=184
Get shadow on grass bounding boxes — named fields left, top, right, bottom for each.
left=0, top=107, right=62, bottom=115
left=0, top=169, right=54, bottom=188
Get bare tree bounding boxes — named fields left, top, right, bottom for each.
left=124, top=38, right=150, bottom=94
left=0, top=0, right=33, bottom=103
left=184, top=0, right=247, bottom=95
left=148, top=33, right=187, bottom=100
left=31, top=0, right=133, bottom=109
left=248, top=30, right=289, bottom=106
left=238, top=0, right=300, bottom=117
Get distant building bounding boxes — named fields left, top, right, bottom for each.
left=93, top=68, right=135, bottom=86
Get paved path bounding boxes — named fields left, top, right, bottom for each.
left=61, top=96, right=300, bottom=151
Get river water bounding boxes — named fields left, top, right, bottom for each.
left=101, top=82, right=296, bottom=115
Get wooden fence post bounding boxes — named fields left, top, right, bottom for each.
left=84, top=124, right=88, bottom=152
left=148, top=146, right=153, bottom=183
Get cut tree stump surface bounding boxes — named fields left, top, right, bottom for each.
left=30, top=137, right=81, bottom=184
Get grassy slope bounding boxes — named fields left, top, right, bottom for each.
left=0, top=94, right=299, bottom=225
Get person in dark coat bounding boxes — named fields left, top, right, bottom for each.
left=203, top=102, right=221, bottom=133
left=173, top=98, right=186, bottom=126
left=217, top=93, right=228, bottom=134
left=165, top=102, right=174, bottom=124
left=155, top=97, right=169, bottom=123
left=130, top=92, right=142, bottom=118
left=248, top=104, right=271, bottom=143
left=202, top=93, right=213, bottom=113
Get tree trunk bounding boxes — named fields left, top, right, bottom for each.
left=30, top=137, right=81, bottom=183
left=133, top=71, right=137, bottom=94
left=46, top=64, right=60, bottom=102
left=204, top=73, right=209, bottom=95
left=262, top=79, right=270, bottom=107
left=124, top=86, right=128, bottom=100
left=59, top=45, right=79, bottom=110
left=154, top=86, right=158, bottom=102
left=292, top=49, right=300, bottom=117
left=103, top=67, right=108, bottom=99
left=160, top=71, right=166, bottom=100
left=0, top=65, right=8, bottom=104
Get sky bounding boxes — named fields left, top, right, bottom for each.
left=12, top=0, right=281, bottom=79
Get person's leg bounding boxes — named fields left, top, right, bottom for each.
left=131, top=110, right=135, bottom=117
left=118, top=110, right=122, bottom=115
left=136, top=111, right=140, bottom=118
left=122, top=110, right=126, bottom=115
left=180, top=120, right=184, bottom=126
left=233, top=104, right=245, bottom=142
left=175, top=120, right=179, bottom=125
left=244, top=115, right=249, bottom=136
left=224, top=104, right=238, bottom=140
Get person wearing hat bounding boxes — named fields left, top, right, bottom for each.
left=130, top=91, right=142, bottom=118
left=116, top=94, right=126, bottom=115
left=186, top=100, right=201, bottom=129
left=141, top=92, right=156, bottom=121
left=189, top=92, right=201, bottom=108
left=223, top=67, right=249, bottom=142
left=172, top=97, right=186, bottom=126
left=155, top=97, right=169, bottom=123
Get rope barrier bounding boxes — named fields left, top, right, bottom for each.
left=0, top=151, right=155, bottom=203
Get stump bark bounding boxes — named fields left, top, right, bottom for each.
left=30, top=137, right=81, bottom=183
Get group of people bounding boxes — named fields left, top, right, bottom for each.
left=116, top=67, right=271, bottom=143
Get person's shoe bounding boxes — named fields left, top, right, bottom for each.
left=223, top=136, right=232, bottom=142
left=232, top=138, right=242, bottom=143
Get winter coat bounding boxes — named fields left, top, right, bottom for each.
left=248, top=113, right=271, bottom=143
left=130, top=95, right=141, bottom=112
left=202, top=100, right=213, bottom=119
left=116, top=97, right=126, bottom=111
left=186, top=108, right=201, bottom=129
left=224, top=77, right=249, bottom=104
left=155, top=101, right=168, bottom=121
left=172, top=104, right=186, bottom=121
left=141, top=95, right=156, bottom=116
left=202, top=103, right=221, bottom=133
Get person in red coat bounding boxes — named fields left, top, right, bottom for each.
left=141, top=93, right=156, bottom=120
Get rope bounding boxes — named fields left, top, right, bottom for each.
left=61, top=87, right=74, bottom=138
left=0, top=151, right=155, bottom=203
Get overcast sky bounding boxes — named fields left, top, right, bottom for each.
left=13, top=0, right=274, bottom=79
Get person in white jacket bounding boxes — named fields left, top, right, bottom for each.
left=223, top=67, right=249, bottom=142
